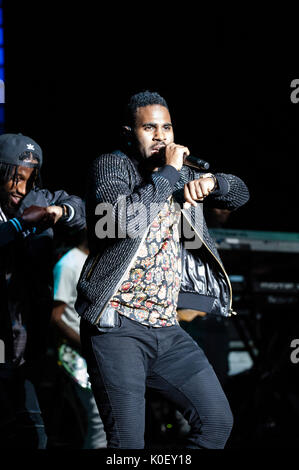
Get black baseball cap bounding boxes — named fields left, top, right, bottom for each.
left=0, top=133, right=43, bottom=168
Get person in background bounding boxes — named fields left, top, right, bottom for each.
left=0, top=133, right=85, bottom=448
left=51, top=227, right=107, bottom=449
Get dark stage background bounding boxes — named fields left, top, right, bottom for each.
left=2, top=2, right=299, bottom=450
left=3, top=3, right=299, bottom=233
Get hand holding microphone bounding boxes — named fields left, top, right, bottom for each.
left=164, top=143, right=210, bottom=171
left=164, top=143, right=190, bottom=171
left=163, top=143, right=215, bottom=207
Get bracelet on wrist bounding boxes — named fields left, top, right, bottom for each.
left=59, top=204, right=69, bottom=222
left=199, top=173, right=218, bottom=192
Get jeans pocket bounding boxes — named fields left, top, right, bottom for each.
left=96, top=305, right=122, bottom=332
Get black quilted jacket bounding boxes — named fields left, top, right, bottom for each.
left=75, top=150, right=249, bottom=324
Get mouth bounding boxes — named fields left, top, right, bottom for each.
left=9, top=194, right=22, bottom=205
left=150, top=145, right=166, bottom=155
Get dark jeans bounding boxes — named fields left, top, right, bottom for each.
left=0, top=367, right=47, bottom=449
left=80, top=313, right=233, bottom=449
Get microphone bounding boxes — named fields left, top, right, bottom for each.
left=183, top=154, right=210, bottom=170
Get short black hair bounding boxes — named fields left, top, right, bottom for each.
left=126, top=90, right=169, bottom=127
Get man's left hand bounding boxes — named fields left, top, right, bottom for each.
left=183, top=176, right=216, bottom=208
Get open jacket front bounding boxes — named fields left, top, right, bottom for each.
left=75, top=150, right=249, bottom=325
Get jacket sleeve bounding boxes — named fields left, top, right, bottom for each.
left=0, top=190, right=86, bottom=248
left=86, top=153, right=181, bottom=240
left=0, top=216, right=40, bottom=248
left=0, top=219, right=21, bottom=247
left=40, top=189, right=86, bottom=230
left=206, top=172, right=250, bottom=211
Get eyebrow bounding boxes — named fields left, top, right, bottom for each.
left=142, top=122, right=173, bottom=127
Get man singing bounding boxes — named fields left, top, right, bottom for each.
left=76, top=91, right=249, bottom=449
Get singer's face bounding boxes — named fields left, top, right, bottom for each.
left=133, top=105, right=174, bottom=159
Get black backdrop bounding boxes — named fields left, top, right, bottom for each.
left=2, top=1, right=299, bottom=452
left=3, top=3, right=299, bottom=232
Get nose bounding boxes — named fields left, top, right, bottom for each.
left=153, top=126, right=165, bottom=141
left=16, top=179, right=27, bottom=196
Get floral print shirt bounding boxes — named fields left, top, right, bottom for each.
left=109, top=196, right=181, bottom=327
